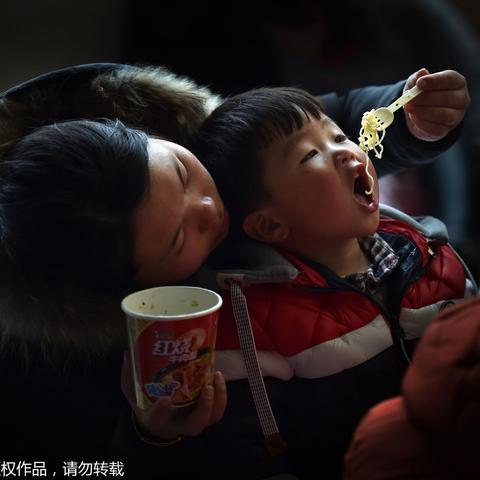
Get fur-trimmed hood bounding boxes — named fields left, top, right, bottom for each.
left=0, top=62, right=222, bottom=153
left=0, top=63, right=222, bottom=361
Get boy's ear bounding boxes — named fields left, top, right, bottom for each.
left=242, top=209, right=289, bottom=243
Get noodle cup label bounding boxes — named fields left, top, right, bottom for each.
left=121, top=286, right=222, bottom=410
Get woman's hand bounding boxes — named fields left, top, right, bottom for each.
left=403, top=68, right=470, bottom=141
left=121, top=352, right=227, bottom=441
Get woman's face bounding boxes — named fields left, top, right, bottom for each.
left=132, top=138, right=229, bottom=285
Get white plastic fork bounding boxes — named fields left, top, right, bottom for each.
left=373, top=85, right=422, bottom=129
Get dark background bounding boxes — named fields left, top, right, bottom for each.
left=1, top=0, right=479, bottom=92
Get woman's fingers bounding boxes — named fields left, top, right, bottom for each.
left=121, top=358, right=227, bottom=439
left=404, top=68, right=470, bottom=141
left=181, top=383, right=215, bottom=436
left=405, top=115, right=451, bottom=140
left=406, top=106, right=464, bottom=128
left=405, top=68, right=429, bottom=90
left=209, top=371, right=227, bottom=424
left=121, top=351, right=176, bottom=438
left=176, top=372, right=227, bottom=436
left=144, top=396, right=174, bottom=430
left=416, top=69, right=468, bottom=92
left=405, top=89, right=470, bottom=111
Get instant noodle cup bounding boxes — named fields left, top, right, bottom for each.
left=122, top=286, right=222, bottom=410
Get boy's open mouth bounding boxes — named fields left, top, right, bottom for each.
left=353, top=167, right=374, bottom=207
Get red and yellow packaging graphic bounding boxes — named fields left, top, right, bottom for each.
left=127, top=315, right=218, bottom=409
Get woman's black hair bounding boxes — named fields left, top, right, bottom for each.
left=0, top=119, right=149, bottom=294
left=190, top=87, right=324, bottom=230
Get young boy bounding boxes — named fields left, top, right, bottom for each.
left=191, top=87, right=469, bottom=479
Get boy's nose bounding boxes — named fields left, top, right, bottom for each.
left=335, top=148, right=357, bottom=167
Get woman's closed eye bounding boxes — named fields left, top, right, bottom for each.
left=177, top=159, right=188, bottom=190
left=173, top=227, right=185, bottom=256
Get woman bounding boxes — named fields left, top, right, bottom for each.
left=0, top=63, right=469, bottom=476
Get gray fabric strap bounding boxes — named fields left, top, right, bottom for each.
left=228, top=280, right=287, bottom=456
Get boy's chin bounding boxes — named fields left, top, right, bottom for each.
left=367, top=221, right=380, bottom=235
left=358, top=214, right=380, bottom=235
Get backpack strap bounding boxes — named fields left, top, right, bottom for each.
left=227, top=279, right=287, bottom=457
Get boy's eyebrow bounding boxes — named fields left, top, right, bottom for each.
left=319, top=114, right=333, bottom=127
left=282, top=114, right=330, bottom=156
left=322, top=115, right=339, bottom=128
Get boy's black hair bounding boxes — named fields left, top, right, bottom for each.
left=0, top=119, right=149, bottom=294
left=190, top=87, right=324, bottom=233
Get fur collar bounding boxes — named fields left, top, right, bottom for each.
left=0, top=63, right=222, bottom=154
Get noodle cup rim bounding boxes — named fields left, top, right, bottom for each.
left=121, top=285, right=223, bottom=321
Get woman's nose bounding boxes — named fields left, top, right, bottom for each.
left=188, top=194, right=217, bottom=233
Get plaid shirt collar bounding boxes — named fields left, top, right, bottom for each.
left=344, top=232, right=399, bottom=291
